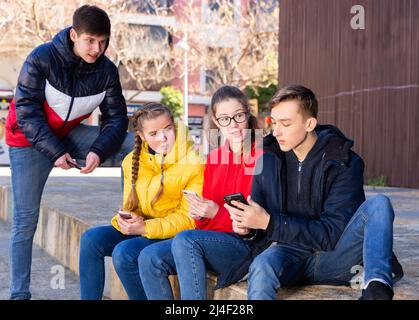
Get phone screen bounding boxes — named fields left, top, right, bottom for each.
left=118, top=210, right=132, bottom=219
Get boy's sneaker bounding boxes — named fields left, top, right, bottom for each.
left=359, top=281, right=394, bottom=300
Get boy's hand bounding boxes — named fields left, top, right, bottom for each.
left=224, top=196, right=270, bottom=230
left=232, top=219, right=250, bottom=235
left=80, top=152, right=100, bottom=174
left=54, top=153, right=76, bottom=170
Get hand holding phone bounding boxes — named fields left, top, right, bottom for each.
left=183, top=191, right=218, bottom=220
left=224, top=192, right=249, bottom=211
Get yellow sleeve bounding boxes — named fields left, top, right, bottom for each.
left=143, top=165, right=204, bottom=239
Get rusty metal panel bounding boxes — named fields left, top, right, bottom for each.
left=278, top=0, right=419, bottom=188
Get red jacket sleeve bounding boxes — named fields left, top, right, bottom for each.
left=195, top=159, right=233, bottom=232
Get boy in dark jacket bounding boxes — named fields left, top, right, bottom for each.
left=225, top=85, right=403, bottom=300
left=6, top=5, right=133, bottom=300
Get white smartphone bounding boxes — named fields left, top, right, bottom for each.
left=182, top=190, right=199, bottom=197
left=182, top=190, right=202, bottom=201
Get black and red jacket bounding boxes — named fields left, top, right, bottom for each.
left=6, top=27, right=128, bottom=162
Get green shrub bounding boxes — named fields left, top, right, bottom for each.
left=245, top=84, right=278, bottom=114
left=367, top=175, right=388, bottom=187
left=160, top=86, right=183, bottom=120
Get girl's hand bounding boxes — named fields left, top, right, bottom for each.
left=185, top=195, right=219, bottom=219
left=117, top=214, right=146, bottom=235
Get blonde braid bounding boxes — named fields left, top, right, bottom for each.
left=123, top=110, right=145, bottom=213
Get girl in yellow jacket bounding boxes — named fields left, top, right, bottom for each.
left=79, top=102, right=204, bottom=300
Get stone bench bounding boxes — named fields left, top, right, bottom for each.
left=0, top=179, right=417, bottom=300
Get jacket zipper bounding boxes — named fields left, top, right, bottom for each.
left=60, top=60, right=82, bottom=129
left=297, top=161, right=303, bottom=200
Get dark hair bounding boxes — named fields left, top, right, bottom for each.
left=210, top=85, right=258, bottom=131
left=72, top=5, right=111, bottom=36
left=208, top=86, right=259, bottom=157
left=269, top=85, right=318, bottom=118
left=124, top=102, right=174, bottom=213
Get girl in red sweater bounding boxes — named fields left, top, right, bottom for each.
left=139, top=86, right=264, bottom=299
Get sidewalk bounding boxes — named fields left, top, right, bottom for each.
left=0, top=219, right=80, bottom=300
left=0, top=172, right=418, bottom=299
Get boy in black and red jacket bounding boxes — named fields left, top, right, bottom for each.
left=6, top=5, right=133, bottom=300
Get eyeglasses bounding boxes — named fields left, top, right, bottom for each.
left=215, top=112, right=249, bottom=127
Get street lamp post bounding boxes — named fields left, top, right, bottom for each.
left=175, top=28, right=190, bottom=126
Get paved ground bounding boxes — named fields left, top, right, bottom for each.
left=0, top=173, right=418, bottom=299
left=0, top=219, right=80, bottom=300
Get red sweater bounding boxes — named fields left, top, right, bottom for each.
left=195, top=142, right=264, bottom=232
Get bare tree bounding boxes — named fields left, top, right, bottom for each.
left=0, top=0, right=279, bottom=95
left=0, top=0, right=82, bottom=59
left=110, top=14, right=173, bottom=91
left=172, top=0, right=279, bottom=94
left=0, top=0, right=174, bottom=92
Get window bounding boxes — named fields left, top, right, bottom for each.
left=205, top=0, right=236, bottom=24
left=128, top=0, right=174, bottom=15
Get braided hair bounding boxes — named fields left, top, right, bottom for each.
left=123, top=102, right=174, bottom=213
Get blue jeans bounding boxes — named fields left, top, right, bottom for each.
left=138, top=239, right=177, bottom=300
left=139, top=230, right=251, bottom=300
left=247, top=194, right=395, bottom=300
left=79, top=225, right=161, bottom=300
left=8, top=124, right=134, bottom=300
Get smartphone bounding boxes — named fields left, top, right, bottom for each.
left=182, top=190, right=200, bottom=199
left=118, top=210, right=132, bottom=219
left=224, top=192, right=249, bottom=210
left=66, top=160, right=82, bottom=170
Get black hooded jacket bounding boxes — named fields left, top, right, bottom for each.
left=215, top=124, right=366, bottom=288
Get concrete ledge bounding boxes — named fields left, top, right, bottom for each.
left=0, top=184, right=418, bottom=300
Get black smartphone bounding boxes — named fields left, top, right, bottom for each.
left=118, top=210, right=132, bottom=219
left=66, top=160, right=82, bottom=170
left=224, top=192, right=249, bottom=210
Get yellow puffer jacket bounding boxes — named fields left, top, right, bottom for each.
left=111, top=124, right=204, bottom=239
